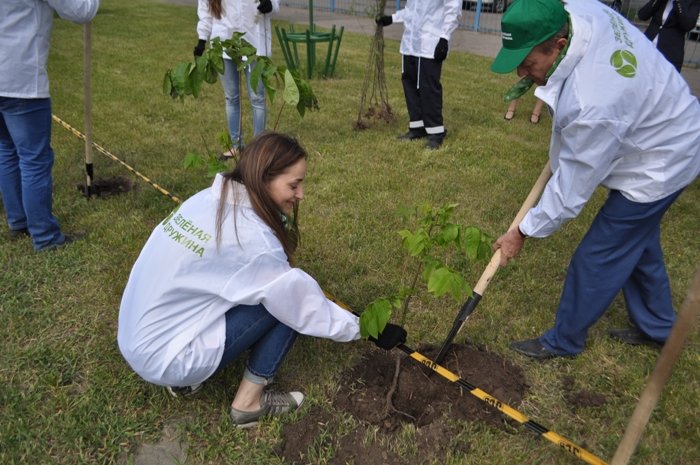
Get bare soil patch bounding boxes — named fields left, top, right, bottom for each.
left=562, top=375, right=608, bottom=410
left=280, top=343, right=529, bottom=464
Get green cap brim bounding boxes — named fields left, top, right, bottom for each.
left=491, top=46, right=533, bottom=74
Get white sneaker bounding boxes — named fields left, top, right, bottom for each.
left=229, top=391, right=304, bottom=428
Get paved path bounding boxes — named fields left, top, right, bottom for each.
left=160, top=2, right=700, bottom=96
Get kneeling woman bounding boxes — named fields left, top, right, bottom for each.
left=118, top=132, right=404, bottom=427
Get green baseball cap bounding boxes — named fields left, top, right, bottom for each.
left=491, top=0, right=569, bottom=74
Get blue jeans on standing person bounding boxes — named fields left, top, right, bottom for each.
left=220, top=59, right=266, bottom=149
left=0, top=97, right=65, bottom=250
left=216, top=303, right=298, bottom=385
left=540, top=189, right=683, bottom=355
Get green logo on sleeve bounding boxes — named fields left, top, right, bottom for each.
left=610, top=50, right=637, bottom=78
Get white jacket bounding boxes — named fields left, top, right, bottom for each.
left=392, top=0, right=461, bottom=59
left=521, top=0, right=700, bottom=238
left=196, top=0, right=279, bottom=57
left=118, top=175, right=360, bottom=387
left=0, top=0, right=99, bottom=98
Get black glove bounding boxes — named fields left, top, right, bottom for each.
left=371, top=323, right=407, bottom=350
left=434, top=38, right=449, bottom=62
left=258, top=0, right=273, bottom=14
left=375, top=15, right=393, bottom=27
left=193, top=39, right=206, bottom=57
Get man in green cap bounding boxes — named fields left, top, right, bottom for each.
left=490, top=0, right=700, bottom=359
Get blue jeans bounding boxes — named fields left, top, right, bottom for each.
left=220, top=59, right=266, bottom=148
left=0, top=97, right=65, bottom=250
left=540, top=189, right=683, bottom=355
left=216, top=303, right=298, bottom=384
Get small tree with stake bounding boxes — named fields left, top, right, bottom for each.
left=360, top=203, right=491, bottom=419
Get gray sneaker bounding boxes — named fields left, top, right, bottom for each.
left=166, top=383, right=203, bottom=398
left=229, top=391, right=304, bottom=428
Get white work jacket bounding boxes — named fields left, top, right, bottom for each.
left=197, top=0, right=279, bottom=57
left=0, top=0, right=99, bottom=98
left=521, top=0, right=700, bottom=238
left=118, top=175, right=360, bottom=387
left=392, top=0, right=462, bottom=59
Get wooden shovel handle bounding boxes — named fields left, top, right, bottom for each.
left=473, top=160, right=552, bottom=296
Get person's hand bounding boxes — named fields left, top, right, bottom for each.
left=375, top=15, right=393, bottom=27
left=258, top=0, right=273, bottom=14
left=193, top=39, right=206, bottom=57
left=434, top=38, right=449, bottom=62
left=371, top=323, right=407, bottom=350
left=493, top=227, right=526, bottom=266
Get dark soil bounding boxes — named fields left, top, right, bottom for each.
left=561, top=375, right=608, bottom=410
left=280, top=343, right=529, bottom=465
left=76, top=175, right=139, bottom=197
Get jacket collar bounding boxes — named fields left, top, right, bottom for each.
left=535, top=11, right=590, bottom=110
left=212, top=173, right=253, bottom=209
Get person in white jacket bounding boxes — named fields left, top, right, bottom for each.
left=194, top=0, right=279, bottom=157
left=376, top=0, right=461, bottom=149
left=0, top=0, right=99, bottom=250
left=118, top=132, right=406, bottom=427
left=490, top=0, right=700, bottom=359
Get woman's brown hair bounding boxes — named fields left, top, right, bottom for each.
left=215, top=132, right=306, bottom=263
left=208, top=0, right=223, bottom=20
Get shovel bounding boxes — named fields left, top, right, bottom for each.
left=434, top=161, right=552, bottom=365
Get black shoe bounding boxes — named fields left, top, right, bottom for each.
left=38, top=232, right=85, bottom=252
left=509, top=338, right=561, bottom=360
left=397, top=129, right=427, bottom=141
left=608, top=327, right=664, bottom=348
left=426, top=134, right=445, bottom=150
left=8, top=227, right=30, bottom=240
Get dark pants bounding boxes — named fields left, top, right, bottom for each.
left=401, top=55, right=444, bottom=136
left=540, top=189, right=683, bottom=355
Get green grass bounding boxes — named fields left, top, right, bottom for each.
left=1, top=0, right=698, bottom=463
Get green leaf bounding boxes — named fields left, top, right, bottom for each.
left=435, top=223, right=459, bottom=245
left=400, top=229, right=429, bottom=257
left=359, top=299, right=393, bottom=339
left=477, top=240, right=492, bottom=260
left=211, top=53, right=225, bottom=75
left=461, top=226, right=483, bottom=260
left=427, top=266, right=469, bottom=302
left=189, top=59, right=205, bottom=98
left=204, top=57, right=219, bottom=84
left=249, top=57, right=265, bottom=91
left=183, top=152, right=205, bottom=170
left=171, top=61, right=192, bottom=98
left=217, top=132, right=233, bottom=151
left=283, top=69, right=300, bottom=107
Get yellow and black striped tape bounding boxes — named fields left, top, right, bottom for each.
left=402, top=347, right=609, bottom=465
left=52, top=115, right=183, bottom=204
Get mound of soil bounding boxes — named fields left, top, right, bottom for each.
left=280, top=343, right=529, bottom=465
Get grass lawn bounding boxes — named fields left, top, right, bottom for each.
left=1, top=0, right=698, bottom=463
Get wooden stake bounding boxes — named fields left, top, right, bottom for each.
left=83, top=22, right=94, bottom=197
left=611, top=267, right=700, bottom=465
